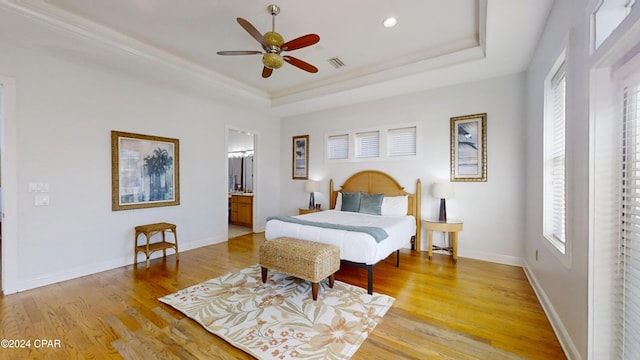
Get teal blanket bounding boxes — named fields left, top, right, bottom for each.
left=267, top=216, right=389, bottom=242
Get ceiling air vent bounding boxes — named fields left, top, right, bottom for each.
left=327, top=57, right=345, bottom=69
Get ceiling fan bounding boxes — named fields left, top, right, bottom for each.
left=217, top=4, right=320, bottom=78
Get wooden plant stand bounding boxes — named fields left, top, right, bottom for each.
left=134, top=222, right=179, bottom=269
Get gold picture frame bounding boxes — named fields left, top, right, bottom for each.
left=292, top=134, right=309, bottom=180
left=450, top=113, right=487, bottom=182
left=111, top=131, right=180, bottom=211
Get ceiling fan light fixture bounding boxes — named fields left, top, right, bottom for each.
left=263, top=53, right=284, bottom=69
left=264, top=31, right=284, bottom=47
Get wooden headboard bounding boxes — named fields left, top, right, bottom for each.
left=329, top=170, right=422, bottom=250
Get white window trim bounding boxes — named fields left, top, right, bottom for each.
left=327, top=134, right=349, bottom=160
left=543, top=45, right=573, bottom=269
left=355, top=130, right=381, bottom=159
left=388, top=126, right=418, bottom=157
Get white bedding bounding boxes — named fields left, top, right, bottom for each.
left=264, top=210, right=416, bottom=265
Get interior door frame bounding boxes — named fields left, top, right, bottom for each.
left=1, top=75, right=18, bottom=294
left=226, top=126, right=258, bottom=232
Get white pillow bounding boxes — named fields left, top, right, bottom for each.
left=381, top=195, right=408, bottom=216
left=334, top=192, right=342, bottom=210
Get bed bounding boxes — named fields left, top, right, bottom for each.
left=265, top=170, right=422, bottom=294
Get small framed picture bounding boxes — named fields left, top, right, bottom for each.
left=111, top=131, right=180, bottom=210
left=450, top=113, right=487, bottom=182
left=292, top=135, right=309, bottom=180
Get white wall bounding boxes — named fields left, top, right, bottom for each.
left=524, top=0, right=591, bottom=358
left=0, top=11, right=280, bottom=293
left=280, top=73, right=526, bottom=265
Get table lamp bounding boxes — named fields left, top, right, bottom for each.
left=305, top=180, right=321, bottom=209
left=432, top=182, right=455, bottom=221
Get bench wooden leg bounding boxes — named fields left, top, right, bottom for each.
left=311, top=282, right=319, bottom=301
left=261, top=267, right=268, bottom=283
left=329, top=273, right=335, bottom=288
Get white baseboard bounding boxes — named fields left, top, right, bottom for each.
left=457, top=249, right=524, bottom=267
left=13, top=235, right=227, bottom=293
left=523, top=261, right=581, bottom=360
left=180, top=236, right=225, bottom=251
left=17, top=256, right=132, bottom=292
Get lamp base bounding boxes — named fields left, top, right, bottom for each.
left=438, top=198, right=447, bottom=222
left=308, top=192, right=315, bottom=209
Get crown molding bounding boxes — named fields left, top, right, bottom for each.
left=0, top=0, right=271, bottom=104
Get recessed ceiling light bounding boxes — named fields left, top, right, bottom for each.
left=383, top=17, right=397, bottom=28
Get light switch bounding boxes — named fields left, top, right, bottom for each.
left=28, top=182, right=50, bottom=193
left=28, top=182, right=38, bottom=192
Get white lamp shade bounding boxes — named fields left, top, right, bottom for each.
left=305, top=180, right=321, bottom=193
left=432, top=182, right=455, bottom=199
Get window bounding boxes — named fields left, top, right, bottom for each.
left=326, top=123, right=418, bottom=161
left=355, top=131, right=380, bottom=158
left=593, top=0, right=637, bottom=50
left=590, top=12, right=640, bottom=358
left=618, top=80, right=640, bottom=359
left=543, top=52, right=567, bottom=255
left=388, top=126, right=417, bottom=156
left=327, top=134, right=348, bottom=160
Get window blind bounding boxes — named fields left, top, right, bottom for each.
left=544, top=60, right=567, bottom=251
left=550, top=65, right=567, bottom=246
left=355, top=131, right=380, bottom=158
left=619, top=82, right=640, bottom=358
left=388, top=126, right=417, bottom=156
left=327, top=134, right=348, bottom=159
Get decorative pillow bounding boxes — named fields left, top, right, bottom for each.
left=340, top=191, right=361, bottom=212
left=334, top=192, right=342, bottom=210
left=381, top=195, right=409, bottom=216
left=359, top=192, right=385, bottom=215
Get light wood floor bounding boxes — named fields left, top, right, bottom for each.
left=0, top=233, right=566, bottom=359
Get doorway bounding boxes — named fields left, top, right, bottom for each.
left=227, top=129, right=255, bottom=239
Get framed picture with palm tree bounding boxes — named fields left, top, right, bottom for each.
left=450, top=113, right=487, bottom=182
left=111, top=131, right=180, bottom=210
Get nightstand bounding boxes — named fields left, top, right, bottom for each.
left=299, top=208, right=322, bottom=215
left=423, top=218, right=463, bottom=263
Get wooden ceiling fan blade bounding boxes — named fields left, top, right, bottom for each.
left=283, top=56, right=318, bottom=73
left=262, top=66, right=273, bottom=78
left=216, top=50, right=263, bottom=55
left=237, top=17, right=268, bottom=48
left=282, top=34, right=320, bottom=51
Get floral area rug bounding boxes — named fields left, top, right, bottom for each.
left=159, top=265, right=394, bottom=359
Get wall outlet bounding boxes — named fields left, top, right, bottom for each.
left=34, top=194, right=50, bottom=206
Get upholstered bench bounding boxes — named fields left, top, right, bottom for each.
left=260, top=237, right=340, bottom=300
